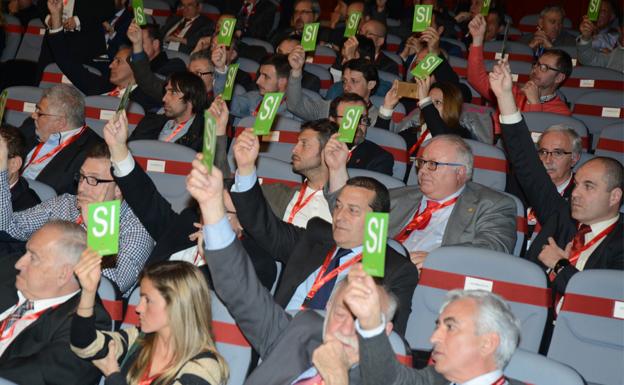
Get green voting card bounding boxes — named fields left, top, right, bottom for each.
left=222, top=64, right=239, bottom=101
left=132, top=0, right=146, bottom=26
left=116, top=85, right=132, bottom=112
left=363, top=212, right=388, bottom=277
left=344, top=12, right=362, bottom=37
left=301, top=23, right=320, bottom=52
left=410, top=53, right=443, bottom=79
left=587, top=0, right=601, bottom=21
left=218, top=18, right=236, bottom=46
left=337, top=105, right=363, bottom=143
left=412, top=5, right=433, bottom=32
left=480, top=0, right=492, bottom=16
left=203, top=110, right=217, bottom=173
left=87, top=200, right=121, bottom=256
left=0, top=89, right=7, bottom=124
left=253, top=93, right=283, bottom=135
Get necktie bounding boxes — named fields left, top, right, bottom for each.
left=395, top=200, right=442, bottom=242
left=4, top=300, right=34, bottom=330
left=568, top=224, right=592, bottom=264
left=172, top=19, right=192, bottom=37
left=305, top=248, right=352, bottom=310
left=294, top=373, right=324, bottom=385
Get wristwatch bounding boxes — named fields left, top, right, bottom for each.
left=553, top=258, right=570, bottom=275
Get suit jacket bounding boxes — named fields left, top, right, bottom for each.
left=235, top=0, right=277, bottom=39
left=105, top=8, right=133, bottom=59
left=161, top=15, right=214, bottom=54
left=501, top=118, right=624, bottom=294
left=376, top=51, right=399, bottom=75
left=10, top=176, right=40, bottom=211
left=359, top=332, right=525, bottom=385
left=389, top=182, right=517, bottom=254
left=348, top=139, right=394, bottom=176
left=205, top=236, right=363, bottom=385
left=0, top=268, right=111, bottom=385
left=129, top=112, right=204, bottom=152
left=231, top=181, right=419, bottom=334
left=19, top=119, right=103, bottom=195
left=126, top=51, right=187, bottom=108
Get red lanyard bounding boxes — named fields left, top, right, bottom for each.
left=302, top=247, right=362, bottom=307
left=492, top=376, right=506, bottom=385
left=408, top=128, right=430, bottom=158
left=138, top=360, right=158, bottom=385
left=568, top=222, right=617, bottom=266
left=23, top=126, right=87, bottom=171
left=75, top=216, right=83, bottom=225
left=395, top=196, right=459, bottom=242
left=162, top=119, right=190, bottom=142
left=0, top=305, right=55, bottom=341
left=286, top=182, right=320, bottom=224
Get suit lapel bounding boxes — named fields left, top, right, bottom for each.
left=442, top=186, right=477, bottom=246
left=582, top=219, right=623, bottom=270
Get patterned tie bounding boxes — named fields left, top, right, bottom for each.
left=395, top=200, right=441, bottom=242
left=305, top=248, right=352, bottom=310
left=294, top=373, right=324, bottom=385
left=4, top=300, right=34, bottom=330
left=568, top=224, right=592, bottom=264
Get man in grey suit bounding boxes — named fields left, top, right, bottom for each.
left=346, top=265, right=524, bottom=385
left=186, top=157, right=398, bottom=385
left=326, top=133, right=517, bottom=270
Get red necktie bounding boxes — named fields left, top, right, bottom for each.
left=172, top=19, right=191, bottom=37
left=294, top=373, right=324, bottom=385
left=568, top=224, right=592, bottom=264
left=395, top=200, right=442, bottom=243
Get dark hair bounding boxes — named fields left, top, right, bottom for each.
left=346, top=176, right=390, bottom=212
left=542, top=49, right=573, bottom=84
left=85, top=142, right=111, bottom=160
left=329, top=92, right=367, bottom=118
left=350, top=35, right=376, bottom=61
left=260, top=54, right=292, bottom=79
left=429, top=81, right=463, bottom=129
left=0, top=125, right=26, bottom=161
left=142, top=23, right=162, bottom=44
left=167, top=72, right=209, bottom=113
left=594, top=156, right=624, bottom=194
left=301, top=119, right=339, bottom=149
left=343, top=58, right=378, bottom=92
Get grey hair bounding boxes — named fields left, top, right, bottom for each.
left=428, top=134, right=474, bottom=180
left=440, top=290, right=521, bottom=369
left=44, top=220, right=87, bottom=266
left=189, top=49, right=213, bottom=66
left=538, top=124, right=582, bottom=156
left=539, top=5, right=565, bottom=19
left=42, top=84, right=85, bottom=129
left=328, top=279, right=398, bottom=322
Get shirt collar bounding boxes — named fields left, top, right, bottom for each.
left=17, top=289, right=80, bottom=313
left=457, top=369, right=504, bottom=385
left=38, top=126, right=83, bottom=145
left=425, top=185, right=466, bottom=204
left=588, top=214, right=620, bottom=236
left=556, top=174, right=573, bottom=194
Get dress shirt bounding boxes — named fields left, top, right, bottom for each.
left=455, top=370, right=505, bottom=385
left=158, top=115, right=195, bottom=143
left=105, top=8, right=125, bottom=44
left=0, top=290, right=79, bottom=356
left=169, top=245, right=205, bottom=266
left=22, top=127, right=83, bottom=180
left=402, top=186, right=465, bottom=252
left=283, top=183, right=332, bottom=226
left=202, top=216, right=237, bottom=251
left=0, top=170, right=154, bottom=296
left=576, top=214, right=620, bottom=271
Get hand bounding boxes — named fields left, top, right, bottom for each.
left=532, top=29, right=552, bottom=49
left=520, top=80, right=540, bottom=104
left=419, top=27, right=441, bottom=56
left=47, top=0, right=63, bottom=29
left=186, top=155, right=225, bottom=224
left=400, top=35, right=420, bottom=60
left=324, top=133, right=349, bottom=172
left=454, top=11, right=472, bottom=23
left=8, top=0, right=19, bottom=14
left=409, top=251, right=428, bottom=272
left=488, top=59, right=513, bottom=97
left=211, top=44, right=227, bottom=72
left=383, top=80, right=400, bottom=110
left=126, top=21, right=143, bottom=52
left=344, top=264, right=382, bottom=330
left=375, top=0, right=387, bottom=12
left=341, top=36, right=359, bottom=62
left=538, top=237, right=572, bottom=269
left=63, top=16, right=77, bottom=31
left=414, top=75, right=432, bottom=100
left=208, top=96, right=229, bottom=136
left=468, top=14, right=486, bottom=46
left=579, top=16, right=595, bottom=41
left=288, top=45, right=305, bottom=76
left=102, top=21, right=113, bottom=34
left=0, top=134, right=8, bottom=171
left=93, top=340, right=121, bottom=377
left=232, top=128, right=260, bottom=176
left=312, top=340, right=350, bottom=385
left=103, top=111, right=130, bottom=163
left=74, top=248, right=103, bottom=294
left=193, top=36, right=212, bottom=54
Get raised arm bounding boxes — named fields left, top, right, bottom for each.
left=467, top=15, right=495, bottom=103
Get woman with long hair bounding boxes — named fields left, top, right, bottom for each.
left=70, top=249, right=228, bottom=385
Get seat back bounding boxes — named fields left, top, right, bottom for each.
left=39, top=63, right=101, bottom=90
left=128, top=140, right=197, bottom=213
left=370, top=95, right=406, bottom=124
left=24, top=178, right=56, bottom=202
left=211, top=291, right=252, bottom=385
left=572, top=90, right=624, bottom=148
left=84, top=95, right=145, bottom=138
left=385, top=33, right=401, bottom=52
left=98, top=276, right=123, bottom=330
left=388, top=332, right=413, bottom=367
left=303, top=63, right=332, bottom=97
left=1, top=15, right=23, bottom=62
left=548, top=270, right=624, bottom=385
left=406, top=246, right=550, bottom=352
left=521, top=112, right=590, bottom=151
left=163, top=48, right=189, bottom=65
left=240, top=37, right=274, bottom=54
left=561, top=65, right=624, bottom=105
left=15, top=19, right=45, bottom=61
left=482, top=41, right=534, bottom=62
left=200, top=3, right=220, bottom=22
left=121, top=285, right=141, bottom=329
left=312, top=45, right=336, bottom=68
left=3, top=86, right=42, bottom=127
left=256, top=155, right=302, bottom=187
left=366, top=126, right=407, bottom=180
left=347, top=168, right=405, bottom=189
left=595, top=122, right=624, bottom=165
left=501, top=191, right=527, bottom=257
left=504, top=349, right=585, bottom=385
left=140, top=0, right=173, bottom=26
left=237, top=57, right=260, bottom=81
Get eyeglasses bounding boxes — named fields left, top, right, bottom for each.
left=193, top=71, right=214, bottom=77
left=34, top=106, right=63, bottom=118
left=415, top=158, right=465, bottom=171
left=75, top=173, right=115, bottom=186
left=335, top=115, right=372, bottom=127
left=293, top=9, right=314, bottom=15
left=532, top=61, right=562, bottom=73
left=537, top=149, right=572, bottom=159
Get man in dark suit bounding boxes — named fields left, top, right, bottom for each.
left=491, top=60, right=623, bottom=295
left=129, top=71, right=208, bottom=151
left=269, top=0, right=320, bottom=46
left=230, top=128, right=418, bottom=334
left=19, top=84, right=102, bottom=195
left=103, top=0, right=133, bottom=60
left=0, top=221, right=111, bottom=385
left=0, top=126, right=40, bottom=211
left=229, top=0, right=277, bottom=39
left=161, top=0, right=214, bottom=54
left=359, top=19, right=399, bottom=74
left=187, top=157, right=399, bottom=385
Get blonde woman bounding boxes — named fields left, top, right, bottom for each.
left=71, top=249, right=228, bottom=385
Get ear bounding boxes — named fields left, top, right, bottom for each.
left=114, top=184, right=123, bottom=200
left=571, top=152, right=580, bottom=167
left=384, top=321, right=394, bottom=336
left=58, top=264, right=74, bottom=286
left=278, top=77, right=288, bottom=91
left=480, top=331, right=500, bottom=358
left=367, top=80, right=376, bottom=92
left=609, top=187, right=623, bottom=208
left=7, top=156, right=22, bottom=175
left=554, top=72, right=566, bottom=87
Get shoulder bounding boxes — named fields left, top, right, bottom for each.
left=176, top=351, right=224, bottom=385
left=464, top=182, right=515, bottom=207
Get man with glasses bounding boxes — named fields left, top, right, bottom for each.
left=329, top=93, right=394, bottom=176
left=326, top=134, right=516, bottom=271
left=467, top=14, right=572, bottom=137
left=18, top=84, right=102, bottom=195
left=358, top=19, right=399, bottom=74
left=161, top=0, right=213, bottom=54
left=270, top=0, right=320, bottom=46
left=0, top=141, right=153, bottom=297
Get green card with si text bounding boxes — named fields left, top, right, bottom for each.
left=344, top=12, right=362, bottom=37
left=203, top=110, right=217, bottom=173
left=587, top=0, right=601, bottom=21
left=412, top=5, right=433, bottom=32
left=301, top=23, right=320, bottom=52
left=254, top=92, right=283, bottom=135
left=132, top=0, right=147, bottom=26
left=217, top=18, right=237, bottom=46
left=337, top=105, right=363, bottom=143
left=480, top=0, right=492, bottom=16
left=0, top=89, right=8, bottom=124
left=410, top=53, right=443, bottom=79
left=363, top=212, right=388, bottom=277
left=222, top=64, right=239, bottom=101
left=87, top=200, right=121, bottom=256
